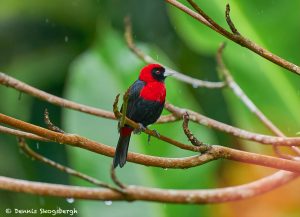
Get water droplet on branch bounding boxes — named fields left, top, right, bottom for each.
left=66, top=198, right=75, bottom=203
left=104, top=200, right=112, bottom=206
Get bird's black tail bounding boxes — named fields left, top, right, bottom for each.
left=113, top=134, right=131, bottom=168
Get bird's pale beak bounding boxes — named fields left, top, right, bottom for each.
left=164, top=68, right=175, bottom=77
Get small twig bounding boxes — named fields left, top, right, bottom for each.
left=186, top=0, right=229, bottom=36
left=225, top=4, right=240, bottom=35
left=110, top=165, right=126, bottom=189
left=124, top=17, right=226, bottom=89
left=0, top=125, right=49, bottom=142
left=44, top=108, right=65, bottom=133
left=17, top=137, right=123, bottom=193
left=182, top=113, right=211, bottom=152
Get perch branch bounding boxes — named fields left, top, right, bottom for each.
left=113, top=94, right=201, bottom=152
left=2, top=113, right=300, bottom=172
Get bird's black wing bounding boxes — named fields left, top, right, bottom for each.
left=127, top=80, right=164, bottom=126
left=125, top=79, right=146, bottom=119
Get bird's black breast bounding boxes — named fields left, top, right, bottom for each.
left=126, top=80, right=164, bottom=127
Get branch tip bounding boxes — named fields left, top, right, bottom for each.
left=225, top=4, right=240, bottom=35
left=110, top=165, right=126, bottom=190
left=44, top=108, right=65, bottom=133
left=182, top=112, right=210, bottom=152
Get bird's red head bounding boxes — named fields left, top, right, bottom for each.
left=139, top=64, right=169, bottom=83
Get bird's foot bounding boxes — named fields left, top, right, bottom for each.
left=133, top=123, right=146, bottom=134
left=147, top=129, right=160, bottom=144
left=152, top=129, right=160, bottom=138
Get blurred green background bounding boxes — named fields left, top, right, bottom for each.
left=0, top=0, right=300, bottom=216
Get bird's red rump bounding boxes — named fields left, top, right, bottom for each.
left=120, top=127, right=133, bottom=137
left=140, top=82, right=166, bottom=103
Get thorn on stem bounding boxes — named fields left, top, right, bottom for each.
left=44, top=109, right=65, bottom=133
left=182, top=112, right=211, bottom=152
left=225, top=4, right=240, bottom=35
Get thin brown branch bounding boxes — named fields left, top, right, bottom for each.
left=0, top=72, right=173, bottom=124
left=166, top=0, right=300, bottom=75
left=124, top=17, right=226, bottom=89
left=216, top=43, right=300, bottom=160
left=165, top=103, right=300, bottom=147
left=17, top=137, right=122, bottom=193
left=0, top=125, right=49, bottom=142
left=186, top=0, right=230, bottom=36
left=0, top=171, right=298, bottom=203
left=2, top=113, right=300, bottom=172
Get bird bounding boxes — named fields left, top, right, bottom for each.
left=113, top=63, right=173, bottom=168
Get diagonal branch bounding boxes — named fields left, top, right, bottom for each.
left=165, top=103, right=300, bottom=147
left=17, top=137, right=122, bottom=192
left=165, top=0, right=300, bottom=75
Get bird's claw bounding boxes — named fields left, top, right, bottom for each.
left=152, top=129, right=160, bottom=138
left=133, top=123, right=146, bottom=134
left=147, top=129, right=160, bottom=144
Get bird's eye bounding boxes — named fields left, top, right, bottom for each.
left=155, top=70, right=161, bottom=74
